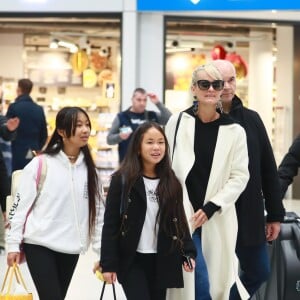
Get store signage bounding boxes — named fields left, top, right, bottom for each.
left=138, top=0, right=300, bottom=11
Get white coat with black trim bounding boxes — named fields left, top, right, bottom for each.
left=165, top=112, right=250, bottom=300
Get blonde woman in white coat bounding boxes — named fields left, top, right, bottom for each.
left=165, top=63, right=250, bottom=300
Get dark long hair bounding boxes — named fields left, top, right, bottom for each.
left=115, top=122, right=189, bottom=248
left=43, top=106, right=100, bottom=236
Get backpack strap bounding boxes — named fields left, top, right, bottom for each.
left=22, top=155, right=47, bottom=233
left=120, top=174, right=126, bottom=215
left=118, top=109, right=133, bottom=127
left=172, top=112, right=183, bottom=161
left=36, top=154, right=47, bottom=194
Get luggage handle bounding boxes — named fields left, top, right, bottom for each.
left=291, top=224, right=300, bottom=260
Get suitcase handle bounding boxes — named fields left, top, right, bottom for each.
left=291, top=224, right=300, bottom=260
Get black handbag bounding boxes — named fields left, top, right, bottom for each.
left=100, top=281, right=117, bottom=300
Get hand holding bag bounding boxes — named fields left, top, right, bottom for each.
left=100, top=281, right=116, bottom=300
left=96, top=270, right=117, bottom=300
left=0, top=264, right=33, bottom=300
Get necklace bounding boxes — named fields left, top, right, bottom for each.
left=67, top=155, right=77, bottom=160
left=64, top=153, right=79, bottom=162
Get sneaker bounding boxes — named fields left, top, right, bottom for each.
left=0, top=246, right=5, bottom=255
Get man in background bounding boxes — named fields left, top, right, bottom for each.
left=213, top=59, right=285, bottom=299
left=6, top=78, right=47, bottom=171
left=278, top=134, right=300, bottom=199
left=107, top=87, right=171, bottom=162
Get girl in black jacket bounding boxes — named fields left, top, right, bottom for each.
left=98, top=122, right=196, bottom=300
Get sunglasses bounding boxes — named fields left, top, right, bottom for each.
left=196, top=80, right=224, bottom=91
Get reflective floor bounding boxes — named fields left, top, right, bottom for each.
left=0, top=246, right=126, bottom=300
left=1, top=199, right=299, bottom=300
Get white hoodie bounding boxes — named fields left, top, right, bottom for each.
left=6, top=151, right=104, bottom=256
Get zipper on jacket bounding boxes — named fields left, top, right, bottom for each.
left=70, top=163, right=84, bottom=252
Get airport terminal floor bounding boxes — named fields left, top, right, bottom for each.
left=1, top=199, right=299, bottom=300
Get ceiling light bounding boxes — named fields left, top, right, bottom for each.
left=166, top=48, right=195, bottom=53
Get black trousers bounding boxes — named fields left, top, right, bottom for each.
left=23, top=243, right=79, bottom=300
left=121, top=252, right=166, bottom=300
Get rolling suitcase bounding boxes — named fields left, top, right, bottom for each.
left=251, top=212, right=300, bottom=300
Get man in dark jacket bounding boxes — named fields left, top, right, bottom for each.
left=106, top=88, right=171, bottom=162
left=6, top=79, right=47, bottom=171
left=0, top=114, right=19, bottom=254
left=213, top=60, right=285, bottom=299
left=278, top=135, right=300, bottom=199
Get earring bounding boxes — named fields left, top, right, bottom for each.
left=192, top=100, right=198, bottom=115
left=216, top=100, right=224, bottom=114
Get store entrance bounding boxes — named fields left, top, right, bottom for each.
left=0, top=15, right=121, bottom=188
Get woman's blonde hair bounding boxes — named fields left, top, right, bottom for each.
left=191, top=63, right=223, bottom=87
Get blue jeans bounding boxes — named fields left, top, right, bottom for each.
left=192, top=229, right=211, bottom=300
left=229, top=243, right=270, bottom=300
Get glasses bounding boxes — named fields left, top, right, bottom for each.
left=196, top=80, right=224, bottom=91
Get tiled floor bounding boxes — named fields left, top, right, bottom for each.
left=1, top=199, right=300, bottom=300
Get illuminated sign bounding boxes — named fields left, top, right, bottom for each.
left=138, top=0, right=300, bottom=11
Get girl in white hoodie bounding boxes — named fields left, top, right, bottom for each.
left=6, top=106, right=104, bottom=300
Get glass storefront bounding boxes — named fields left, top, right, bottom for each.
left=0, top=15, right=121, bottom=187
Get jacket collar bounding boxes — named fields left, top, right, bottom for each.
left=230, top=95, right=244, bottom=111
left=15, top=94, right=33, bottom=102
left=130, top=176, right=147, bottom=202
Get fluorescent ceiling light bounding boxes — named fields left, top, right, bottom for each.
left=166, top=48, right=195, bottom=53
left=22, top=0, right=47, bottom=3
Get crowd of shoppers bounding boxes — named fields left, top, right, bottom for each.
left=2, top=58, right=296, bottom=300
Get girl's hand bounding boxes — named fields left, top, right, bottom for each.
left=102, top=272, right=117, bottom=284
left=93, top=261, right=105, bottom=281
left=7, top=252, right=20, bottom=266
left=93, top=261, right=101, bottom=273
left=183, top=258, right=195, bottom=272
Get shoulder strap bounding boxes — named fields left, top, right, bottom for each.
left=172, top=112, right=183, bottom=161
left=144, top=110, right=149, bottom=121
left=146, top=111, right=158, bottom=122
left=22, top=155, right=47, bottom=233
left=120, top=174, right=126, bottom=215
left=119, top=110, right=133, bottom=127
left=36, top=154, right=47, bottom=194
